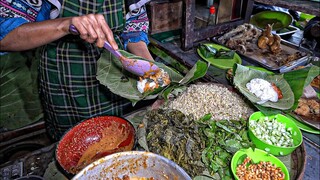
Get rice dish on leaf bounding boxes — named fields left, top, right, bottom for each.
left=233, top=64, right=294, bottom=110
left=97, top=50, right=208, bottom=104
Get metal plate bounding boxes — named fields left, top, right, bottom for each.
left=72, top=151, right=191, bottom=180
left=212, top=37, right=312, bottom=73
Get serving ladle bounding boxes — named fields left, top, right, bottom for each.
left=69, top=25, right=160, bottom=77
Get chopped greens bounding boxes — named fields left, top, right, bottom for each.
left=146, top=109, right=206, bottom=177
left=197, top=115, right=253, bottom=179
left=249, top=117, right=294, bottom=147
left=142, top=109, right=253, bottom=179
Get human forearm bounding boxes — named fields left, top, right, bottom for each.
left=127, top=41, right=154, bottom=60
left=1, top=14, right=119, bottom=52
left=0, top=18, right=72, bottom=51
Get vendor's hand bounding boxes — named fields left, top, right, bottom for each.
left=70, top=14, right=118, bottom=49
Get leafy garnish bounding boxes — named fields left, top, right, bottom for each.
left=197, top=118, right=253, bottom=179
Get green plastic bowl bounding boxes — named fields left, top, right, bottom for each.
left=248, top=112, right=303, bottom=156
left=250, top=11, right=293, bottom=31
left=231, top=148, right=289, bottom=180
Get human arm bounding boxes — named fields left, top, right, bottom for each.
left=127, top=41, right=153, bottom=60
left=121, top=1, right=153, bottom=60
left=0, top=14, right=119, bottom=52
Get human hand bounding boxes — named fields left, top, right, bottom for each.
left=69, top=14, right=118, bottom=49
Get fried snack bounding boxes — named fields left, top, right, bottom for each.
left=295, top=98, right=320, bottom=118
left=257, top=24, right=282, bottom=54
left=236, top=157, right=285, bottom=180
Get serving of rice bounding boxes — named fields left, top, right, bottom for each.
left=164, top=83, right=254, bottom=120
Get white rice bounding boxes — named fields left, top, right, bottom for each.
left=246, top=78, right=278, bottom=104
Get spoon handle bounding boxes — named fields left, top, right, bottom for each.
left=69, top=25, right=122, bottom=59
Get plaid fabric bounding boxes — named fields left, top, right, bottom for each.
left=39, top=0, right=137, bottom=141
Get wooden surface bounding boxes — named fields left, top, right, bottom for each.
left=147, top=1, right=183, bottom=34
left=181, top=0, right=254, bottom=50
left=254, top=0, right=320, bottom=16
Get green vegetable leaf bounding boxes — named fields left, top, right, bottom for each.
left=283, top=65, right=319, bottom=110
left=178, top=60, right=209, bottom=85
left=198, top=44, right=217, bottom=58
left=96, top=50, right=184, bottom=103
left=97, top=51, right=209, bottom=104
left=0, top=51, right=43, bottom=130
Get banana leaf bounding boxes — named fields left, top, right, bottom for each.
left=97, top=50, right=209, bottom=104
left=233, top=64, right=320, bottom=115
left=233, top=64, right=294, bottom=110
left=283, top=65, right=319, bottom=110
left=0, top=51, right=43, bottom=130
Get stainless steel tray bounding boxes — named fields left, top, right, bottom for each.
left=212, top=37, right=312, bottom=73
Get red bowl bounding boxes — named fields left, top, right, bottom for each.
left=55, top=116, right=135, bottom=174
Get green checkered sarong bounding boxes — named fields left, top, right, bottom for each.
left=39, top=0, right=137, bottom=141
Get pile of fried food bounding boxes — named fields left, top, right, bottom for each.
left=236, top=157, right=285, bottom=180
left=258, top=24, right=282, bottom=54
left=217, top=23, right=305, bottom=67
left=294, top=98, right=320, bottom=119
left=218, top=23, right=261, bottom=54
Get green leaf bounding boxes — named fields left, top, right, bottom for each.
left=97, top=50, right=210, bottom=104
left=283, top=65, right=320, bottom=110
left=198, top=44, right=217, bottom=58
left=233, top=64, right=294, bottom=110
left=96, top=51, right=183, bottom=102
left=179, top=60, right=209, bottom=85
left=0, top=51, right=43, bottom=130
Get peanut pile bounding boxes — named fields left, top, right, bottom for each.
left=236, top=157, right=285, bottom=180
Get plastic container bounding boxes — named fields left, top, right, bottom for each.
left=207, top=0, right=214, bottom=8
left=207, top=6, right=216, bottom=26
left=231, top=148, right=289, bottom=180
left=248, top=111, right=303, bottom=156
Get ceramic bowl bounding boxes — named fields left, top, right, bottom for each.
left=56, top=116, right=136, bottom=174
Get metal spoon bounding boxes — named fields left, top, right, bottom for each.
left=69, top=25, right=160, bottom=76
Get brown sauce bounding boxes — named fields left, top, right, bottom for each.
left=73, top=120, right=134, bottom=173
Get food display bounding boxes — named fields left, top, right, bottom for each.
left=164, top=83, right=254, bottom=120
left=257, top=24, right=282, bottom=54
left=233, top=64, right=294, bottom=110
left=246, top=78, right=283, bottom=104
left=136, top=83, right=257, bottom=178
left=137, top=69, right=171, bottom=93
left=231, top=148, right=290, bottom=180
left=249, top=116, right=294, bottom=147
left=143, top=107, right=252, bottom=178
left=215, top=23, right=309, bottom=72
left=72, top=151, right=191, bottom=180
left=295, top=98, right=319, bottom=118
left=236, top=157, right=285, bottom=180
left=56, top=116, right=135, bottom=174
left=248, top=112, right=302, bottom=156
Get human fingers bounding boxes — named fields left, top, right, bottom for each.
left=70, top=15, right=100, bottom=44
left=97, top=15, right=118, bottom=50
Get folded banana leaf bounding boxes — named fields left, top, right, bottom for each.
left=97, top=50, right=209, bottom=105
left=198, top=44, right=235, bottom=59
left=233, top=64, right=320, bottom=115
